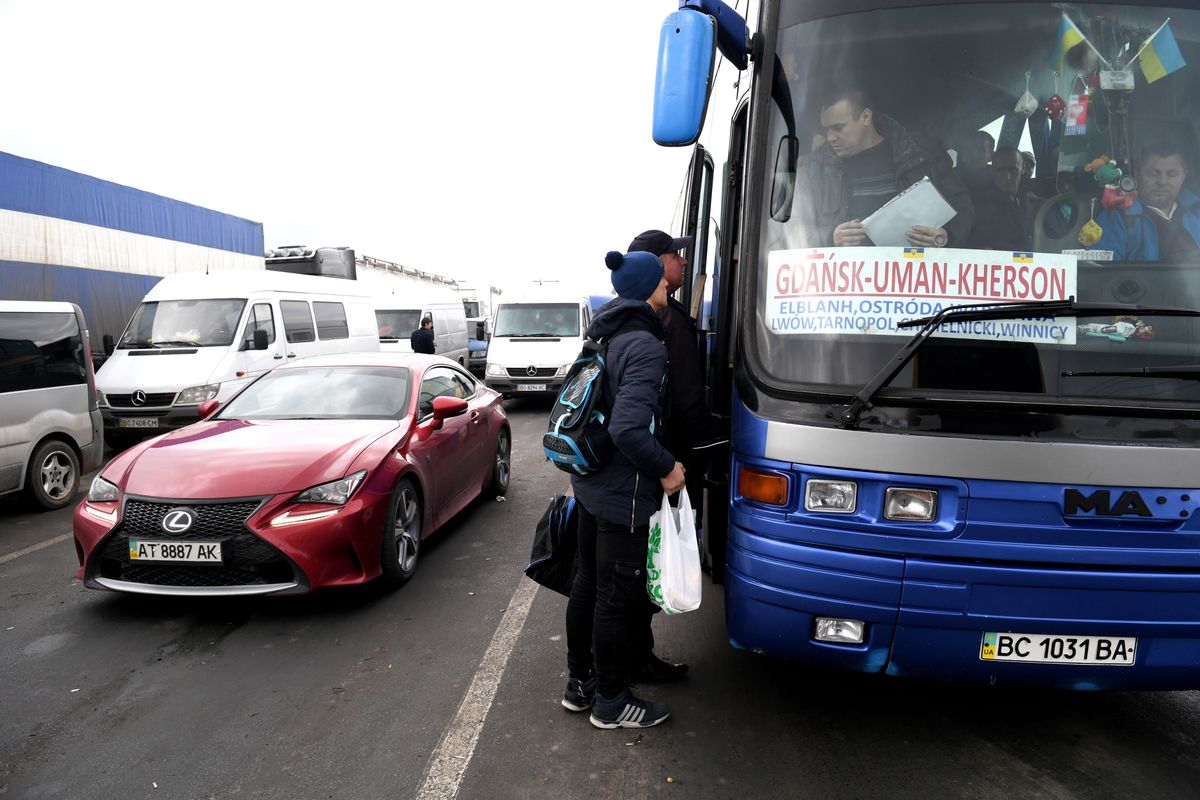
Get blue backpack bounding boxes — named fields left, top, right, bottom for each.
left=542, top=336, right=619, bottom=475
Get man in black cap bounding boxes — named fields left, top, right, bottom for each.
left=626, top=229, right=723, bottom=684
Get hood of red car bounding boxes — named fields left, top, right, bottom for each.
left=115, top=418, right=402, bottom=499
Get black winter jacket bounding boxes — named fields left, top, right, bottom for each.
left=570, top=298, right=675, bottom=528
left=798, top=114, right=975, bottom=247
left=660, top=297, right=720, bottom=456
left=410, top=327, right=436, bottom=354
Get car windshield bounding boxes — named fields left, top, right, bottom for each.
left=119, top=299, right=246, bottom=348
left=376, top=309, right=423, bottom=341
left=219, top=365, right=412, bottom=420
left=493, top=303, right=580, bottom=337
left=758, top=1, right=1200, bottom=405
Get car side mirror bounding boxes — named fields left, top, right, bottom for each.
left=103, top=334, right=115, bottom=355
left=428, top=396, right=468, bottom=431
left=254, top=329, right=269, bottom=350
left=198, top=399, right=220, bottom=419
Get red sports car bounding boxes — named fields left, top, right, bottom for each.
left=73, top=353, right=510, bottom=595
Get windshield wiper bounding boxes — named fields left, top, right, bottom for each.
left=1064, top=365, right=1200, bottom=381
left=504, top=332, right=562, bottom=338
left=118, top=339, right=155, bottom=349
left=830, top=297, right=1200, bottom=427
left=150, top=340, right=201, bottom=348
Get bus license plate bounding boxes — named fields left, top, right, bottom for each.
left=517, top=384, right=547, bottom=392
left=980, top=632, right=1136, bottom=665
left=129, top=540, right=222, bottom=563
left=118, top=417, right=158, bottom=429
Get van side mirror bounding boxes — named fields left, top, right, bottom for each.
left=197, top=399, right=220, bottom=419
left=770, top=135, right=799, bottom=222
left=652, top=10, right=717, bottom=146
left=102, top=334, right=115, bottom=355
left=253, top=328, right=269, bottom=350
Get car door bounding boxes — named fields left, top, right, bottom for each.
left=417, top=367, right=475, bottom=521
left=449, top=368, right=493, bottom=484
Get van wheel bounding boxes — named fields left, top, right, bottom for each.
left=379, top=478, right=421, bottom=589
left=27, top=440, right=80, bottom=510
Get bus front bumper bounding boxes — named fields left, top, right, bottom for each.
left=725, top=520, right=1200, bottom=690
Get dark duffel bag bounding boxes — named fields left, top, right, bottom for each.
left=524, top=494, right=578, bottom=597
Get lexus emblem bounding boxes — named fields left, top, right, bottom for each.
left=526, top=366, right=538, bottom=377
left=161, top=508, right=195, bottom=534
left=131, top=389, right=147, bottom=406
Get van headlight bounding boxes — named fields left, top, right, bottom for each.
left=176, top=384, right=220, bottom=405
left=87, top=475, right=120, bottom=502
left=486, top=363, right=506, bottom=378
left=555, top=364, right=570, bottom=378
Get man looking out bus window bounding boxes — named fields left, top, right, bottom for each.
left=1096, top=143, right=1200, bottom=263
left=800, top=85, right=974, bottom=249
left=967, top=146, right=1033, bottom=252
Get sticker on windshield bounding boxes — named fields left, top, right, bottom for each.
left=765, top=247, right=1078, bottom=345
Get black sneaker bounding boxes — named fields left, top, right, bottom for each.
left=561, top=675, right=597, bottom=712
left=631, top=653, right=689, bottom=684
left=589, top=689, right=669, bottom=729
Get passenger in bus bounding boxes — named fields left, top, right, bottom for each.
left=955, top=130, right=996, bottom=192
left=1094, top=142, right=1200, bottom=263
left=800, top=85, right=974, bottom=249
left=967, top=146, right=1032, bottom=252
left=563, top=249, right=686, bottom=730
left=410, top=315, right=436, bottom=354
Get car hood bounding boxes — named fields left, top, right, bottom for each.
left=113, top=418, right=404, bottom=499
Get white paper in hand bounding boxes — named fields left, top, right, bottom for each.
left=861, top=177, right=956, bottom=247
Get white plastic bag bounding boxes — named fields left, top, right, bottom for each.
left=646, top=487, right=702, bottom=615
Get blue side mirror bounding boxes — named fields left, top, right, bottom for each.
left=653, top=10, right=717, bottom=147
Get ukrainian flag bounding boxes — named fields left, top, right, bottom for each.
left=1013, top=252, right=1034, bottom=263
left=1140, top=21, right=1187, bottom=84
left=1055, top=13, right=1087, bottom=72
left=904, top=247, right=925, bottom=258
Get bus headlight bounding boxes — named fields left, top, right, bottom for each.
left=176, top=384, right=220, bottom=405
left=804, top=479, right=857, bottom=513
left=885, top=487, right=938, bottom=521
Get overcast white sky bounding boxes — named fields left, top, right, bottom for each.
left=0, top=0, right=699, bottom=296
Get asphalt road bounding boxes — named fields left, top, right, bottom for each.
left=3, top=400, right=1200, bottom=799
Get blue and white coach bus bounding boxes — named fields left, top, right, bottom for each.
left=655, top=0, right=1200, bottom=688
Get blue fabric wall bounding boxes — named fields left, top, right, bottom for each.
left=0, top=261, right=162, bottom=340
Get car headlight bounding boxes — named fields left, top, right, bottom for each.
left=294, top=470, right=367, bottom=505
left=176, top=384, right=220, bottom=405
left=87, top=475, right=120, bottom=502
left=486, top=363, right=506, bottom=378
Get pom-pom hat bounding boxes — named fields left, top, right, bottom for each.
left=605, top=250, right=663, bottom=302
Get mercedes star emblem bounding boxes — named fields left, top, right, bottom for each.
left=526, top=366, right=538, bottom=377
left=131, top=389, right=147, bottom=406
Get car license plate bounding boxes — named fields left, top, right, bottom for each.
left=128, top=540, right=222, bottom=563
left=980, top=632, right=1136, bottom=665
left=118, top=417, right=159, bottom=429
left=517, top=383, right=547, bottom=392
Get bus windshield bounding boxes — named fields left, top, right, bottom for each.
left=757, top=2, right=1200, bottom=405
left=493, top=303, right=580, bottom=337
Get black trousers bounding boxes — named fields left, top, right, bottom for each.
left=565, top=501, right=650, bottom=699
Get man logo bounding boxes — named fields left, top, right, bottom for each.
left=527, top=366, right=539, bottom=377
left=161, top=508, right=196, bottom=534
left=131, top=390, right=147, bottom=406
left=1064, top=489, right=1152, bottom=517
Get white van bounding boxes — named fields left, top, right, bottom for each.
left=0, top=301, right=104, bottom=509
left=371, top=282, right=469, bottom=366
left=484, top=294, right=591, bottom=396
left=95, top=270, right=379, bottom=447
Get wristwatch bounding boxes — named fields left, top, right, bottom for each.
left=933, top=233, right=948, bottom=247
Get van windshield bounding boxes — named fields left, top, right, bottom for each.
left=493, top=303, right=580, bottom=337
left=376, top=309, right=422, bottom=341
left=119, top=299, right=246, bottom=348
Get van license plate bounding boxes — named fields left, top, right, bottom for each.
left=980, top=632, right=1136, bottom=665
left=517, top=384, right=547, bottom=392
left=128, top=540, right=222, bottom=563
left=118, top=418, right=158, bottom=429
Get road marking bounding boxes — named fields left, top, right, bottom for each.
left=416, top=577, right=540, bottom=800
left=0, top=533, right=72, bottom=565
